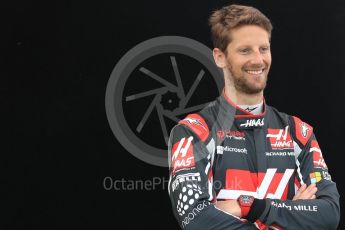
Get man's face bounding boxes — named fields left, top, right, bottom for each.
left=225, top=25, right=271, bottom=94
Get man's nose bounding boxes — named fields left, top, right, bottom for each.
left=250, top=50, right=264, bottom=64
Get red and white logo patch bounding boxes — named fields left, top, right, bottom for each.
left=293, top=116, right=313, bottom=146
left=310, top=140, right=327, bottom=169
left=171, top=136, right=195, bottom=175
left=217, top=130, right=245, bottom=141
left=217, top=168, right=294, bottom=200
left=179, top=114, right=209, bottom=142
left=266, top=126, right=293, bottom=149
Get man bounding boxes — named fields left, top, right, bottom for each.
left=167, top=4, right=340, bottom=230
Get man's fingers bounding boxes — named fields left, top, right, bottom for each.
left=298, top=184, right=307, bottom=192
left=293, top=184, right=305, bottom=200
left=303, top=184, right=318, bottom=198
left=293, top=184, right=318, bottom=200
left=293, top=184, right=306, bottom=199
left=295, top=184, right=307, bottom=195
left=305, top=183, right=316, bottom=191
left=305, top=184, right=318, bottom=195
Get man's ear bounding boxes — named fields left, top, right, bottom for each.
left=213, top=48, right=227, bottom=69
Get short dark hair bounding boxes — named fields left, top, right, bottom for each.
left=209, top=4, right=273, bottom=52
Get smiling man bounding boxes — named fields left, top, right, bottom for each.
left=215, top=24, right=271, bottom=105
left=167, top=4, right=340, bottom=230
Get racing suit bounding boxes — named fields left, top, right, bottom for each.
left=167, top=93, right=340, bottom=229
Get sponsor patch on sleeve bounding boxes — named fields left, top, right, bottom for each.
left=310, top=171, right=322, bottom=184
left=310, top=140, right=328, bottom=170
left=179, top=114, right=209, bottom=142
left=171, top=136, right=195, bottom=175
left=292, top=116, right=313, bottom=146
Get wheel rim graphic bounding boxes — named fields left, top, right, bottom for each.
left=105, top=36, right=223, bottom=167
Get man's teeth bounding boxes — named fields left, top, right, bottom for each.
left=246, top=69, right=263, bottom=74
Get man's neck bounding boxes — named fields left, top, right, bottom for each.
left=224, top=85, right=263, bottom=105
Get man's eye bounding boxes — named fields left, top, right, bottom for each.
left=260, top=47, right=270, bottom=53
left=239, top=49, right=250, bottom=54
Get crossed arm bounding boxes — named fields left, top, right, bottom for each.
left=215, top=183, right=318, bottom=217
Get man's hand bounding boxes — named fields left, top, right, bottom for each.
left=215, top=200, right=241, bottom=217
left=293, top=183, right=317, bottom=200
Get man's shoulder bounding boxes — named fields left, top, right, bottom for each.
left=177, top=113, right=210, bottom=142
left=173, top=99, right=219, bottom=142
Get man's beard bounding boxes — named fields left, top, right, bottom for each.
left=228, top=67, right=268, bottom=95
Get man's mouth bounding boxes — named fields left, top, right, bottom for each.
left=245, top=69, right=264, bottom=75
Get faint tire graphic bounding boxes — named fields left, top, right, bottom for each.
left=105, top=36, right=223, bottom=167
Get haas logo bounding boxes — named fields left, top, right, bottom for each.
left=240, top=118, right=264, bottom=128
left=267, top=126, right=293, bottom=149
left=217, top=168, right=295, bottom=200
left=171, top=136, right=195, bottom=175
left=310, top=140, right=327, bottom=169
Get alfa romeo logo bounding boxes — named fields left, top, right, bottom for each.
left=105, top=36, right=223, bottom=167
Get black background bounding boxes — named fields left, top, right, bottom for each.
left=4, top=0, right=345, bottom=229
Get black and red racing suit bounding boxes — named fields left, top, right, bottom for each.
left=167, top=93, right=340, bottom=229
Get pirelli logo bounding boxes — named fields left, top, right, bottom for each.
left=171, top=173, right=201, bottom=192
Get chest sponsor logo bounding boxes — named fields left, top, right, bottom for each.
left=172, top=173, right=201, bottom=192
left=171, top=136, right=195, bottom=175
left=310, top=140, right=328, bottom=169
left=217, top=146, right=247, bottom=154
left=240, top=118, right=264, bottom=128
left=217, top=168, right=294, bottom=200
left=266, top=126, right=293, bottom=149
left=265, top=151, right=295, bottom=157
left=217, top=130, right=245, bottom=141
